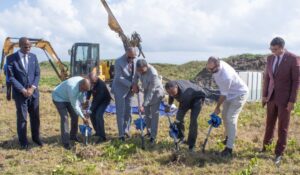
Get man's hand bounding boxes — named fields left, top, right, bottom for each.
left=139, top=106, right=144, bottom=113
left=82, top=117, right=89, bottom=125
left=262, top=97, right=267, bottom=108
left=286, top=102, right=294, bottom=112
left=21, top=88, right=29, bottom=97
left=82, top=101, right=90, bottom=109
left=132, top=84, right=139, bottom=93
left=165, top=105, right=171, bottom=113
left=214, top=106, right=221, bottom=115
left=26, top=87, right=35, bottom=97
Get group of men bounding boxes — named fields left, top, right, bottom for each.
left=6, top=37, right=299, bottom=165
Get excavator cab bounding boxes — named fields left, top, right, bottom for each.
left=70, top=43, right=100, bottom=77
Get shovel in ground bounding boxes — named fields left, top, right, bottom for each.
left=202, top=113, right=222, bottom=153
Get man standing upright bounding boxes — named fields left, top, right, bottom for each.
left=8, top=37, right=42, bottom=149
left=206, top=57, right=249, bottom=157
left=262, top=37, right=300, bottom=165
left=112, top=47, right=136, bottom=141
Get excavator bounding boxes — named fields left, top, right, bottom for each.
left=0, top=37, right=113, bottom=86
left=0, top=0, right=146, bottom=92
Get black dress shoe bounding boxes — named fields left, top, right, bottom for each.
left=150, top=137, right=156, bottom=145
left=124, top=132, right=131, bottom=138
left=63, top=143, right=71, bottom=150
left=274, top=155, right=282, bottom=166
left=222, top=136, right=228, bottom=145
left=20, top=144, right=29, bottom=150
left=221, top=147, right=233, bottom=157
left=119, top=136, right=125, bottom=142
left=96, top=137, right=107, bottom=144
left=188, top=145, right=195, bottom=152
left=70, top=137, right=80, bottom=143
left=33, top=139, right=43, bottom=147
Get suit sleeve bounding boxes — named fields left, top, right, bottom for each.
left=133, top=72, right=139, bottom=85
left=263, top=57, right=270, bottom=98
left=90, top=82, right=107, bottom=112
left=143, top=75, right=161, bottom=106
left=8, top=60, right=26, bottom=92
left=32, top=56, right=40, bottom=88
left=114, top=60, right=132, bottom=88
left=288, top=56, right=300, bottom=103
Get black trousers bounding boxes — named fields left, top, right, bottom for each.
left=90, top=101, right=110, bottom=139
left=15, top=96, right=40, bottom=145
left=176, top=98, right=204, bottom=147
left=6, top=82, right=12, bottom=100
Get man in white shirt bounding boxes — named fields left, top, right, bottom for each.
left=206, top=57, right=249, bottom=157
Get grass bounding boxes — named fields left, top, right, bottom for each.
left=0, top=61, right=300, bottom=175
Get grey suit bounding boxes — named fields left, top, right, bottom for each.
left=112, top=54, right=134, bottom=137
left=133, top=64, right=164, bottom=139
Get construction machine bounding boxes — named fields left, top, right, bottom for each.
left=0, top=37, right=113, bottom=87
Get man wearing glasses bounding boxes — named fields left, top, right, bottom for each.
left=262, top=37, right=300, bottom=165
left=206, top=56, right=249, bottom=157
left=111, top=47, right=137, bottom=141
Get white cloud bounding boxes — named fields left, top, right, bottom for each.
left=0, top=0, right=300, bottom=64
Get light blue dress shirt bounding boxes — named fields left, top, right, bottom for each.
left=52, top=76, right=85, bottom=119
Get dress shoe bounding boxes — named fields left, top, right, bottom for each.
left=70, top=137, right=80, bottom=143
left=33, top=139, right=43, bottom=147
left=274, top=155, right=282, bottom=166
left=124, top=132, right=131, bottom=138
left=150, top=137, right=156, bottom=145
left=119, top=136, right=125, bottom=142
left=96, top=137, right=107, bottom=144
left=222, top=136, right=228, bottom=145
left=63, top=143, right=71, bottom=150
left=20, top=144, right=29, bottom=150
left=188, top=145, right=195, bottom=152
left=221, top=147, right=233, bottom=157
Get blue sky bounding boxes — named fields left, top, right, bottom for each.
left=0, top=0, right=300, bottom=64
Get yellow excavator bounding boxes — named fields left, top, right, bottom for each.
left=0, top=0, right=145, bottom=90
left=0, top=37, right=113, bottom=86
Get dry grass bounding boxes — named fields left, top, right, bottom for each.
left=0, top=63, right=299, bottom=175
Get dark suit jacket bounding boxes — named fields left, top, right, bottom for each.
left=263, top=51, right=300, bottom=105
left=87, top=78, right=111, bottom=113
left=8, top=52, right=40, bottom=100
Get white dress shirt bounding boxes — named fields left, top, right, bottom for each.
left=213, top=61, right=249, bottom=100
left=272, top=52, right=285, bottom=73
left=18, top=51, right=28, bottom=72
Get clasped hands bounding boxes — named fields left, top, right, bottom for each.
left=21, top=86, right=35, bottom=97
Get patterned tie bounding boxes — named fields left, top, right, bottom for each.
left=128, top=61, right=133, bottom=74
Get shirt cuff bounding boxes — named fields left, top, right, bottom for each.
left=31, top=85, right=37, bottom=89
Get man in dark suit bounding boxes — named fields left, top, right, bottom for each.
left=8, top=37, right=42, bottom=149
left=87, top=72, right=111, bottom=144
left=262, top=37, right=300, bottom=165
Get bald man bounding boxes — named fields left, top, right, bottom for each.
left=111, top=47, right=137, bottom=141
left=8, top=37, right=42, bottom=149
left=87, top=72, right=111, bottom=143
left=52, top=77, right=90, bottom=149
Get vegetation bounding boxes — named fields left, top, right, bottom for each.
left=0, top=58, right=299, bottom=175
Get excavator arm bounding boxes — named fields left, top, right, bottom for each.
left=100, top=0, right=145, bottom=58
left=0, top=37, right=69, bottom=84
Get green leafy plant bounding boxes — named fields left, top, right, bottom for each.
left=237, top=156, right=259, bottom=175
